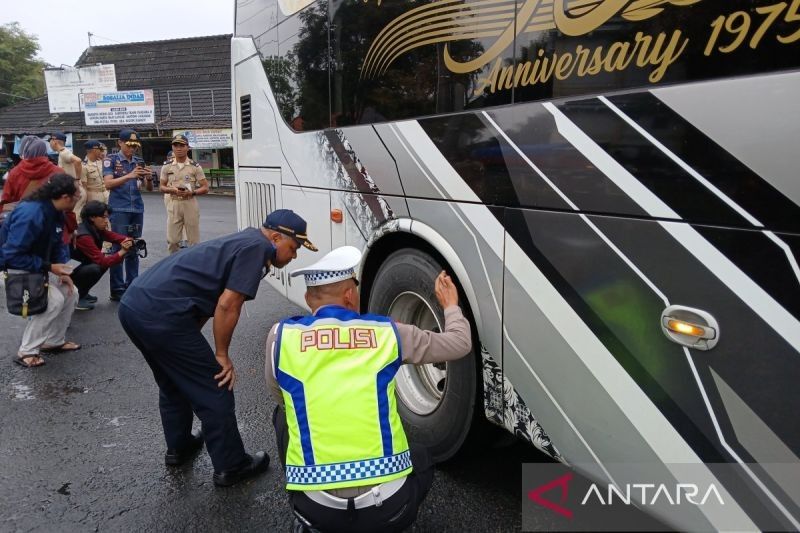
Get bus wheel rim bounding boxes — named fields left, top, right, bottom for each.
left=388, top=291, right=447, bottom=416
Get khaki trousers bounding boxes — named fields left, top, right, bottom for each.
left=167, top=197, right=200, bottom=253
left=73, top=184, right=87, bottom=223
left=85, top=189, right=107, bottom=204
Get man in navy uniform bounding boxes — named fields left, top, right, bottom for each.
left=103, top=129, right=153, bottom=301
left=118, top=209, right=317, bottom=487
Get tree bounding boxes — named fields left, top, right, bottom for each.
left=0, top=22, right=47, bottom=109
left=262, top=56, right=297, bottom=125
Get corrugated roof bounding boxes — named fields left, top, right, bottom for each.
left=76, top=34, right=232, bottom=86
left=0, top=34, right=232, bottom=135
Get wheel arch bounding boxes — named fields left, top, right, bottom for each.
left=359, top=218, right=483, bottom=334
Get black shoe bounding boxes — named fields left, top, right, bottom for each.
left=164, top=430, right=204, bottom=466
left=213, top=451, right=270, bottom=487
left=86, top=294, right=98, bottom=303
left=109, top=291, right=125, bottom=302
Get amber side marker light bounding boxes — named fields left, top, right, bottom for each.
left=660, top=306, right=719, bottom=351
left=666, top=319, right=710, bottom=338
left=331, top=209, right=343, bottom=223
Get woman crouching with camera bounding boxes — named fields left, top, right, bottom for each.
left=70, top=201, right=134, bottom=311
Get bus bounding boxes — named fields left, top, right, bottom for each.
left=232, top=0, right=800, bottom=529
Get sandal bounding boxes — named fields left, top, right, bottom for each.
left=14, top=353, right=45, bottom=368
left=40, top=342, right=81, bottom=353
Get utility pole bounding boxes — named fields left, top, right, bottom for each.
left=88, top=32, right=92, bottom=47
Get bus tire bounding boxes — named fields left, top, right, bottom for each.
left=368, top=248, right=476, bottom=463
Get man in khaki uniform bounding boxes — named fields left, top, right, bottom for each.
left=99, top=144, right=110, bottom=202
left=49, top=132, right=83, bottom=218
left=78, top=140, right=107, bottom=222
left=159, top=133, right=209, bottom=253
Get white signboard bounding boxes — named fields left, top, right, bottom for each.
left=173, top=129, right=234, bottom=149
left=44, top=65, right=117, bottom=113
left=83, top=90, right=155, bottom=126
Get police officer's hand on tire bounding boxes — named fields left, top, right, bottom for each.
left=434, top=271, right=458, bottom=308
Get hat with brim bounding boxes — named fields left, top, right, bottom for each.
left=290, top=246, right=361, bottom=286
left=263, top=209, right=318, bottom=252
left=171, top=133, right=189, bottom=146
left=119, top=128, right=141, bottom=146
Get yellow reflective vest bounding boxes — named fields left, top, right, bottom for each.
left=275, top=305, right=412, bottom=491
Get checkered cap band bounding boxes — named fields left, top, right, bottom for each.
left=286, top=451, right=412, bottom=485
left=304, top=268, right=355, bottom=286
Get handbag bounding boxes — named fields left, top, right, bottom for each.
left=2, top=270, right=49, bottom=318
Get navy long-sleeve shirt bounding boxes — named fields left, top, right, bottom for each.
left=0, top=200, right=69, bottom=272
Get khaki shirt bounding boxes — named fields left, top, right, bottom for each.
left=58, top=148, right=78, bottom=178
left=82, top=159, right=105, bottom=192
left=160, top=158, right=207, bottom=200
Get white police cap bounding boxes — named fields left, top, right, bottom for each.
left=290, top=246, right=362, bottom=287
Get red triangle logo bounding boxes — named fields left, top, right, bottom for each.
left=527, top=472, right=574, bottom=519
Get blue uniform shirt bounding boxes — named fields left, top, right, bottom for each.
left=0, top=200, right=69, bottom=272
left=121, top=228, right=276, bottom=318
left=103, top=152, right=146, bottom=213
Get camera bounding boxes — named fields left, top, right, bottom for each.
left=132, top=238, right=148, bottom=258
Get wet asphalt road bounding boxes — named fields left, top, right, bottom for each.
left=0, top=194, right=553, bottom=532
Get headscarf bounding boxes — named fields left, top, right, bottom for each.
left=1, top=138, right=60, bottom=206
left=20, top=136, right=48, bottom=159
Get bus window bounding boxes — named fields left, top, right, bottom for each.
left=330, top=0, right=513, bottom=127
left=275, top=1, right=330, bottom=130
left=235, top=0, right=279, bottom=44
left=236, top=0, right=329, bottom=131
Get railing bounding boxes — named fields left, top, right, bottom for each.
left=208, top=168, right=235, bottom=189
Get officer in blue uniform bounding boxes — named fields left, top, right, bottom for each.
left=103, top=129, right=153, bottom=301
left=118, top=209, right=317, bottom=487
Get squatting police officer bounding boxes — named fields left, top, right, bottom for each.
left=103, top=129, right=153, bottom=300
left=119, top=209, right=317, bottom=487
left=265, top=246, right=472, bottom=532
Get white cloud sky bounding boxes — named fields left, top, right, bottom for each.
left=5, top=1, right=234, bottom=67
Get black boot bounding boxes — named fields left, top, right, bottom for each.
left=213, top=451, right=270, bottom=487
left=164, top=429, right=204, bottom=466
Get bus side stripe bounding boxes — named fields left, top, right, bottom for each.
left=544, top=102, right=800, bottom=353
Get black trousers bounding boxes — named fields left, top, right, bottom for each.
left=118, top=304, right=248, bottom=472
left=273, top=406, right=434, bottom=533
left=70, top=263, right=105, bottom=298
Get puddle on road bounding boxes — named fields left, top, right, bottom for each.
left=8, top=381, right=89, bottom=402
left=11, top=382, right=34, bottom=400
left=39, top=382, right=89, bottom=400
